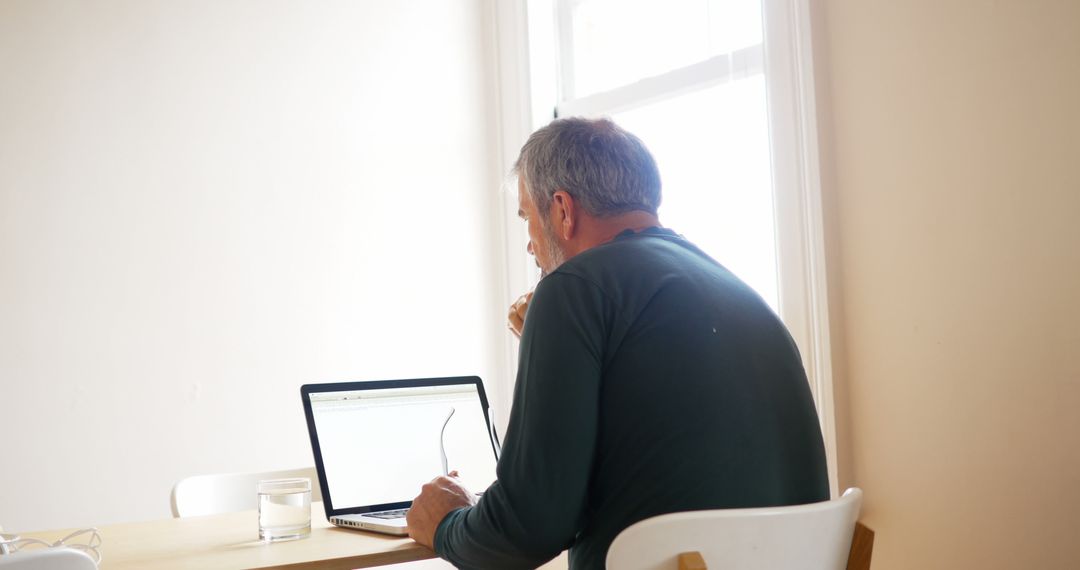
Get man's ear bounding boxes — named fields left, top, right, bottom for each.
left=551, top=190, right=576, bottom=240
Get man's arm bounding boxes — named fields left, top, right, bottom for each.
left=433, top=272, right=610, bottom=569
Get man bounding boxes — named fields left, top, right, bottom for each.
left=407, top=118, right=829, bottom=569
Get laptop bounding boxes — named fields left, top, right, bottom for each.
left=300, top=376, right=500, bottom=535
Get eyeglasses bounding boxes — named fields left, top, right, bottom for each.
left=0, top=527, right=103, bottom=564
left=440, top=406, right=456, bottom=476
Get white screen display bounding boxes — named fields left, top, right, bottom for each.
left=310, top=383, right=498, bottom=510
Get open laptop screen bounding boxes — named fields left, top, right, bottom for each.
left=306, top=379, right=498, bottom=512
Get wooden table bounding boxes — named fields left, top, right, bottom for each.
left=17, top=504, right=435, bottom=569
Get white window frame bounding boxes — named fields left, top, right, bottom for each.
left=489, top=0, right=838, bottom=495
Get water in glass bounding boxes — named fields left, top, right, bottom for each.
left=258, top=478, right=311, bottom=542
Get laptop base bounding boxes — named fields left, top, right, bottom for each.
left=331, top=514, right=409, bottom=536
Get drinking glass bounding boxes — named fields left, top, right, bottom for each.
left=257, top=478, right=311, bottom=542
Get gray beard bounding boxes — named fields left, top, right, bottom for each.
left=539, top=222, right=567, bottom=278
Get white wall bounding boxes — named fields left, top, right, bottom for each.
left=0, top=0, right=506, bottom=531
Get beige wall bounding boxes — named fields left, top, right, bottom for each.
left=815, top=0, right=1080, bottom=568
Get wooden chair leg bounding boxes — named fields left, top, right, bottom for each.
left=846, top=522, right=875, bottom=570
left=678, top=551, right=708, bottom=570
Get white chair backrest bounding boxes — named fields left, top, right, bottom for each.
left=170, top=467, right=321, bottom=518
left=0, top=548, right=97, bottom=570
left=606, top=488, right=863, bottom=570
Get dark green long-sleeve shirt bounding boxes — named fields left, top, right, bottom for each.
left=435, top=228, right=829, bottom=569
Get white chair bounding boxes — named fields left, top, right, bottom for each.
left=170, top=467, right=321, bottom=518
left=606, top=488, right=868, bottom=570
left=0, top=548, right=97, bottom=570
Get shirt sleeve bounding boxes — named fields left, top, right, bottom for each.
left=433, top=271, right=610, bottom=569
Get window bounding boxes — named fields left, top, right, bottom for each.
left=492, top=0, right=837, bottom=493
left=558, top=0, right=763, bottom=99
left=608, top=76, right=778, bottom=311
left=553, top=0, right=775, bottom=308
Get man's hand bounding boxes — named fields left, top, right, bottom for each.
left=407, top=470, right=477, bottom=549
left=507, top=291, right=534, bottom=338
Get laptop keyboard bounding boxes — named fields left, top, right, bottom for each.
left=366, top=508, right=409, bottom=519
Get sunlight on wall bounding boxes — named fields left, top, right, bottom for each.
left=0, top=0, right=502, bottom=531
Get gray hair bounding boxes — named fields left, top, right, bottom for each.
left=513, top=117, right=662, bottom=218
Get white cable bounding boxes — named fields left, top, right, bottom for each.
left=0, top=527, right=102, bottom=564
